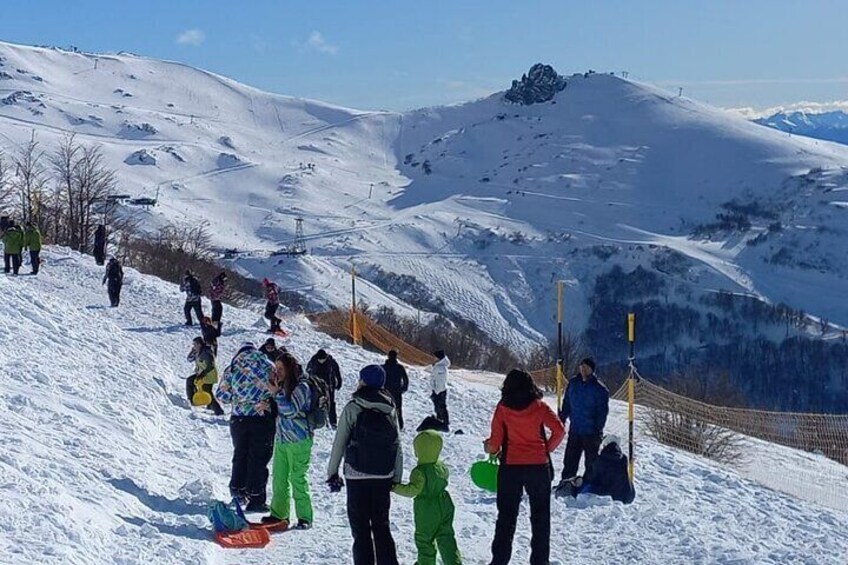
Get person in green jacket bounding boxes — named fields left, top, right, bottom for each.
left=393, top=430, right=462, bottom=565
left=24, top=221, right=42, bottom=275
left=2, top=220, right=25, bottom=275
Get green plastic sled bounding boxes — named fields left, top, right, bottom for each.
left=470, top=456, right=499, bottom=492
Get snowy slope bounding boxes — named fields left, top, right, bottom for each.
left=1, top=41, right=848, bottom=359
left=1, top=249, right=847, bottom=564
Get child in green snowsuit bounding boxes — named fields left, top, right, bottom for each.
left=393, top=430, right=462, bottom=565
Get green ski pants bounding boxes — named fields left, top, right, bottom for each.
left=269, top=438, right=313, bottom=523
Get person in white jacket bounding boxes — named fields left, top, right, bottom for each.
left=428, top=350, right=451, bottom=428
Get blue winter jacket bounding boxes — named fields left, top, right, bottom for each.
left=215, top=346, right=275, bottom=417
left=559, top=374, right=609, bottom=436
left=275, top=380, right=312, bottom=444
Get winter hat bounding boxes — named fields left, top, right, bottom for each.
left=434, top=349, right=446, bottom=360
left=580, top=357, right=596, bottom=371
left=262, top=338, right=276, bottom=349
left=238, top=341, right=255, bottom=353
left=359, top=365, right=386, bottom=389
left=388, top=350, right=398, bottom=362
left=601, top=434, right=621, bottom=451
left=316, top=349, right=328, bottom=360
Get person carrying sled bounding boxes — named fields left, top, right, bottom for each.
left=2, top=220, right=24, bottom=275
left=306, top=349, right=342, bottom=428
left=393, top=430, right=462, bottom=565
left=209, top=271, right=227, bottom=323
left=262, top=278, right=283, bottom=333
left=186, top=337, right=224, bottom=415
left=427, top=350, right=451, bottom=429
left=262, top=353, right=314, bottom=530
left=23, top=221, right=42, bottom=275
left=215, top=342, right=276, bottom=512
left=383, top=350, right=409, bottom=431
left=93, top=224, right=107, bottom=266
left=181, top=270, right=204, bottom=326
left=102, top=257, right=124, bottom=307
left=327, top=365, right=402, bottom=565
left=557, top=357, right=609, bottom=489
left=485, top=369, right=565, bottom=565
left=200, top=316, right=222, bottom=357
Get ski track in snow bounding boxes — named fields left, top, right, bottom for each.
left=1, top=250, right=846, bottom=564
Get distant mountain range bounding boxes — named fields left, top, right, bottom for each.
left=754, top=109, right=848, bottom=145
left=1, top=41, right=847, bottom=411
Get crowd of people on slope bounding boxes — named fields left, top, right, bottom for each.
left=1, top=218, right=42, bottom=276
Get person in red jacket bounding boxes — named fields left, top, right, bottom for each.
left=484, top=369, right=565, bottom=565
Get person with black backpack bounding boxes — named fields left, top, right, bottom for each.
left=306, top=349, right=343, bottom=428
left=181, top=270, right=204, bottom=326
left=261, top=353, right=315, bottom=530
left=327, top=365, right=402, bottom=565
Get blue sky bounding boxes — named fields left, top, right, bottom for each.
left=2, top=0, right=847, bottom=111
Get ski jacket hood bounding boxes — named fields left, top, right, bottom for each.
left=413, top=430, right=443, bottom=464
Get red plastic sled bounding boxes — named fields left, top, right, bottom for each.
left=214, top=527, right=271, bottom=549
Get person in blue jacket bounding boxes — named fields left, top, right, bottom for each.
left=557, top=357, right=609, bottom=486
left=579, top=434, right=635, bottom=504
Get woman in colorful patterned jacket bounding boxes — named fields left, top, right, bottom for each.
left=261, top=353, right=314, bottom=530
left=215, top=342, right=276, bottom=512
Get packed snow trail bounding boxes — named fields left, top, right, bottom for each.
left=1, top=248, right=846, bottom=564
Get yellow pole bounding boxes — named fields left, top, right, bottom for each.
left=351, top=266, right=361, bottom=345
left=556, top=281, right=564, bottom=411
left=627, top=312, right=636, bottom=482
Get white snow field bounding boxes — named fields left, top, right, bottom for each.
left=1, top=250, right=846, bottom=564
left=1, top=41, right=848, bottom=353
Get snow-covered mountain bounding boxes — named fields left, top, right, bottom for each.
left=2, top=248, right=846, bottom=564
left=1, top=42, right=847, bottom=411
left=755, top=109, right=848, bottom=145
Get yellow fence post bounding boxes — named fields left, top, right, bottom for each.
left=627, top=312, right=636, bottom=482
left=351, top=266, right=361, bottom=346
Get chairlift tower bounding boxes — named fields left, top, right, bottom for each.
left=293, top=217, right=307, bottom=255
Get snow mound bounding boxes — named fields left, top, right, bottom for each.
left=125, top=148, right=157, bottom=166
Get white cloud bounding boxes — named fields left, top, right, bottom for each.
left=726, top=100, right=848, bottom=119
left=176, top=29, right=205, bottom=47
left=305, top=31, right=338, bottom=55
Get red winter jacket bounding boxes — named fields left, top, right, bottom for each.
left=486, top=400, right=565, bottom=466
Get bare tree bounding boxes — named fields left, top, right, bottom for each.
left=0, top=150, right=12, bottom=214
left=48, top=135, right=81, bottom=245
left=69, top=144, right=117, bottom=253
left=12, top=137, right=48, bottom=226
